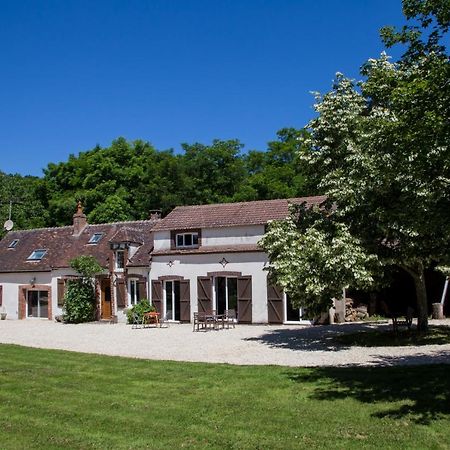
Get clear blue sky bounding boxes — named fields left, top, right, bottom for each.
left=1, top=0, right=405, bottom=176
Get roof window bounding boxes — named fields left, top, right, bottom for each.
left=8, top=239, right=19, bottom=249
left=88, top=233, right=103, bottom=244
left=27, top=249, right=47, bottom=261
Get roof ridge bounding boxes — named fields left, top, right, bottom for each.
left=172, top=196, right=324, bottom=211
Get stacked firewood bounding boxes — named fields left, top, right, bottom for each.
left=345, top=298, right=369, bottom=322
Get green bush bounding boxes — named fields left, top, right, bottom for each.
left=63, top=279, right=96, bottom=323
left=126, top=299, right=155, bottom=324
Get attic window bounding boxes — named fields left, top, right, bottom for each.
left=8, top=239, right=19, bottom=249
left=88, top=233, right=103, bottom=244
left=27, top=249, right=47, bottom=261
left=176, top=232, right=199, bottom=248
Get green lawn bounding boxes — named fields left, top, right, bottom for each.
left=0, top=345, right=449, bottom=449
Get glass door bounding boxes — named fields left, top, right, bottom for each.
left=215, top=277, right=237, bottom=315
left=27, top=290, right=49, bottom=318
left=165, top=281, right=180, bottom=321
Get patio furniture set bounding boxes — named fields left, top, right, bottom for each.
left=193, top=309, right=236, bottom=331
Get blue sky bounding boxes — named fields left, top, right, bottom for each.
left=0, top=0, right=405, bottom=176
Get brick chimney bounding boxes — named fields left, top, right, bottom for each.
left=73, top=201, right=87, bottom=235
left=149, top=210, right=162, bottom=221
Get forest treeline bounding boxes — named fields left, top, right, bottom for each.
left=0, top=128, right=313, bottom=233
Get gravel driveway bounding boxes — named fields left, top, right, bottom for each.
left=1, top=319, right=450, bottom=367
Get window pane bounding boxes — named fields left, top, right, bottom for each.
left=185, top=234, right=192, bottom=246
left=39, top=291, right=48, bottom=318
left=166, top=281, right=173, bottom=319
left=176, top=235, right=183, bottom=247
left=192, top=234, right=198, bottom=245
left=227, top=278, right=238, bottom=311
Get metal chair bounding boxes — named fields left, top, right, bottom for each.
left=131, top=312, right=143, bottom=329
left=224, top=309, right=236, bottom=328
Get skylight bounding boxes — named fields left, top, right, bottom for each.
left=8, top=239, right=19, bottom=249
left=88, top=233, right=103, bottom=244
left=27, top=249, right=47, bottom=261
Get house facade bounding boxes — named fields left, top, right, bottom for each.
left=149, top=196, right=326, bottom=324
left=0, top=196, right=326, bottom=324
left=0, top=203, right=158, bottom=321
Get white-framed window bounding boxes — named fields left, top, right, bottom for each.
left=27, top=290, right=49, bottom=318
left=8, top=239, right=19, bottom=249
left=27, top=249, right=47, bottom=261
left=129, top=279, right=139, bottom=306
left=115, top=250, right=125, bottom=271
left=88, top=233, right=103, bottom=244
left=176, top=232, right=199, bottom=248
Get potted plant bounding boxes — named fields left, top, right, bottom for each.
left=0, top=306, right=7, bottom=320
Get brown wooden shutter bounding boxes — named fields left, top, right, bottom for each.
left=151, top=280, right=163, bottom=314
left=0, top=285, right=2, bottom=306
left=197, top=276, right=212, bottom=312
left=116, top=280, right=126, bottom=308
left=180, top=280, right=191, bottom=322
left=57, top=279, right=65, bottom=307
left=237, top=276, right=252, bottom=323
left=137, top=277, right=147, bottom=301
left=267, top=284, right=283, bottom=324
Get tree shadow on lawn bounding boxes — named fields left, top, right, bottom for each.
left=287, top=359, right=450, bottom=424
left=244, top=323, right=394, bottom=352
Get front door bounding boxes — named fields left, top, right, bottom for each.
left=101, top=279, right=112, bottom=319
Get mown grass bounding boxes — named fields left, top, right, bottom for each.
left=0, top=344, right=449, bottom=449
left=335, top=325, right=450, bottom=347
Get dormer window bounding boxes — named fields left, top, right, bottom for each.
left=115, top=250, right=125, bottom=270
left=176, top=232, right=199, bottom=248
left=27, top=249, right=47, bottom=261
left=8, top=239, right=19, bottom=249
left=88, top=233, right=103, bottom=244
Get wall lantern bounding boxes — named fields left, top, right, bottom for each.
left=29, top=276, right=36, bottom=287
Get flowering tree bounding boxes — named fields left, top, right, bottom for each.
left=260, top=0, right=449, bottom=331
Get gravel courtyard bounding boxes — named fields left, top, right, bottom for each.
left=1, top=319, right=449, bottom=367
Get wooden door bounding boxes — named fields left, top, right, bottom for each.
left=101, top=279, right=112, bottom=319
left=237, top=276, right=252, bottom=323
left=197, top=277, right=212, bottom=312
left=180, top=280, right=191, bottom=322
left=267, top=284, right=283, bottom=324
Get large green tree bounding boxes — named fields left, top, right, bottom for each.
left=261, top=0, right=450, bottom=331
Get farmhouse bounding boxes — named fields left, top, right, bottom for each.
left=0, top=196, right=326, bottom=324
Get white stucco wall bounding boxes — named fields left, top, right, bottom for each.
left=150, top=251, right=269, bottom=323
left=153, top=225, right=265, bottom=251
left=0, top=272, right=52, bottom=319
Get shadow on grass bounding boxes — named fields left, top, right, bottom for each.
left=288, top=361, right=450, bottom=424
left=244, top=323, right=395, bottom=351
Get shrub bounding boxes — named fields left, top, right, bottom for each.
left=63, top=255, right=103, bottom=324
left=63, top=279, right=97, bottom=323
left=126, top=299, right=155, bottom=324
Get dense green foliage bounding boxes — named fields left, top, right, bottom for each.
left=126, top=299, right=155, bottom=324
left=63, top=256, right=103, bottom=323
left=0, top=344, right=449, bottom=449
left=0, top=131, right=308, bottom=231
left=260, top=0, right=450, bottom=331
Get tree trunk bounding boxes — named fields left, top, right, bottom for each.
left=408, top=262, right=429, bottom=333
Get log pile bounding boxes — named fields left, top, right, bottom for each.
left=345, top=298, right=369, bottom=322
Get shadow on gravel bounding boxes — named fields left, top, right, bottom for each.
left=286, top=362, right=450, bottom=424
left=244, top=323, right=392, bottom=352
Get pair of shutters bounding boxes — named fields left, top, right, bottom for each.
left=197, top=276, right=253, bottom=323
left=116, top=277, right=147, bottom=308
left=151, top=280, right=191, bottom=322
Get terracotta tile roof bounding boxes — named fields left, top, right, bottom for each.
left=152, top=244, right=263, bottom=256
left=0, top=220, right=157, bottom=273
left=152, top=195, right=327, bottom=231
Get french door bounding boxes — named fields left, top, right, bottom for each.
left=165, top=280, right=181, bottom=321
left=27, top=290, right=49, bottom=318
left=215, top=277, right=238, bottom=315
